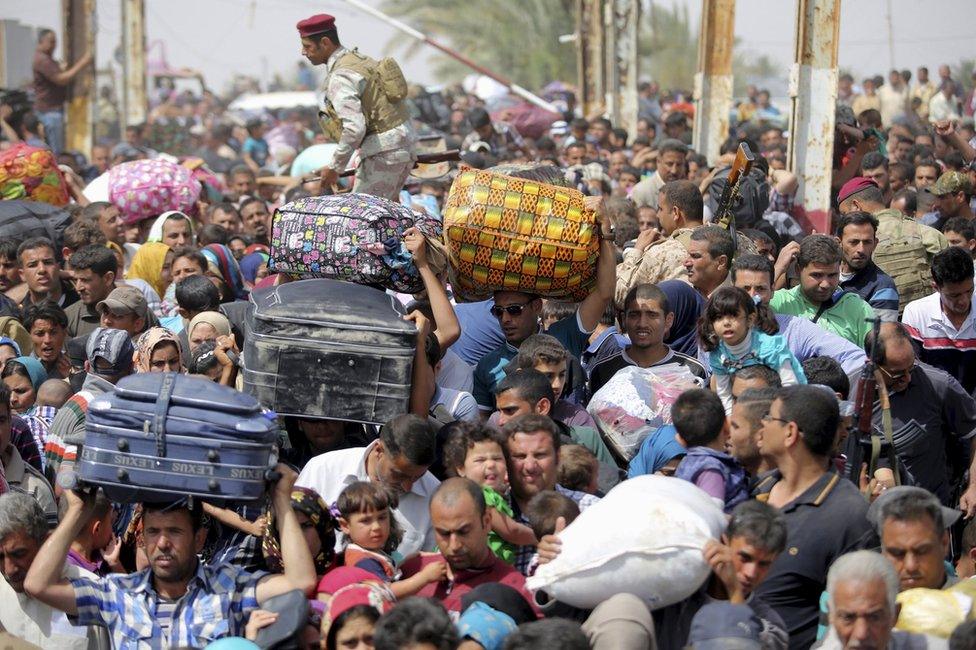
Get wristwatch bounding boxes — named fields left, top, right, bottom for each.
left=598, top=224, right=615, bottom=241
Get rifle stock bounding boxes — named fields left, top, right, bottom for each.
left=714, top=143, right=755, bottom=258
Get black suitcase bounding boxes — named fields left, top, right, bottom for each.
left=243, top=279, right=417, bottom=425
left=79, top=373, right=280, bottom=503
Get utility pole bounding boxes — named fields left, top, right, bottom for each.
left=692, top=0, right=735, bottom=165
left=603, top=0, right=640, bottom=140
left=787, top=0, right=841, bottom=235
left=884, top=0, right=895, bottom=70
left=576, top=0, right=605, bottom=119
left=62, top=0, right=95, bottom=154
left=121, top=0, right=147, bottom=129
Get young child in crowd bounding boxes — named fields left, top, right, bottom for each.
left=241, top=118, right=269, bottom=171
left=335, top=481, right=446, bottom=598
left=443, top=422, right=537, bottom=564
left=698, top=286, right=805, bottom=414
left=557, top=444, right=600, bottom=495
left=523, top=490, right=580, bottom=577
left=672, top=389, right=750, bottom=513
left=502, top=333, right=595, bottom=428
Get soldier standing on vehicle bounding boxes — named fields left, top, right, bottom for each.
left=297, top=13, right=417, bottom=200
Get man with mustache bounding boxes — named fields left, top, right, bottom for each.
left=24, top=465, right=316, bottom=648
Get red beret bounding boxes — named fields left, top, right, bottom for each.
left=297, top=13, right=336, bottom=37
left=837, top=176, right=879, bottom=204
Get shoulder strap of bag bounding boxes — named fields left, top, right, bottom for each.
left=150, top=373, right=178, bottom=458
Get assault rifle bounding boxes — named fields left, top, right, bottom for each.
left=851, top=316, right=900, bottom=486
left=713, top=143, right=755, bottom=260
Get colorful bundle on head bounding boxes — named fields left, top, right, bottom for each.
left=108, top=158, right=201, bottom=225
left=442, top=165, right=599, bottom=302
left=0, top=144, right=70, bottom=206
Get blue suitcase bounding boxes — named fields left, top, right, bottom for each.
left=79, top=373, right=280, bottom=504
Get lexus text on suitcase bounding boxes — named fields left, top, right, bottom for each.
left=243, top=278, right=416, bottom=425
left=79, top=373, right=280, bottom=504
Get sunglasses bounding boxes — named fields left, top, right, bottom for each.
left=490, top=302, right=532, bottom=318
left=879, top=361, right=918, bottom=381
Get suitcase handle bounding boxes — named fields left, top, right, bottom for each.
left=151, top=373, right=178, bottom=458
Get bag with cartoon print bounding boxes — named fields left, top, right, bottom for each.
left=269, top=193, right=444, bottom=293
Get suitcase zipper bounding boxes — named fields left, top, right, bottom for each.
left=258, top=313, right=412, bottom=336
left=252, top=332, right=415, bottom=356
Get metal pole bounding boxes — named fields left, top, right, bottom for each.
left=121, top=0, right=147, bottom=129
left=787, top=0, right=840, bottom=235
left=692, top=0, right=735, bottom=166
left=884, top=0, right=895, bottom=70
left=340, top=0, right=559, bottom=113
left=63, top=0, right=95, bottom=155
left=605, top=0, right=640, bottom=140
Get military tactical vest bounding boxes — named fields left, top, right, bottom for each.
left=319, top=49, right=409, bottom=143
left=872, top=209, right=933, bottom=311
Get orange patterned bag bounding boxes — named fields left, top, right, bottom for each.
left=0, top=143, right=70, bottom=206
left=442, top=166, right=599, bottom=301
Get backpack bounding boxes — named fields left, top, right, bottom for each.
left=705, top=164, right=771, bottom=230
left=872, top=214, right=932, bottom=311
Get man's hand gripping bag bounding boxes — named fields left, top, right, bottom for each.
left=525, top=475, right=726, bottom=610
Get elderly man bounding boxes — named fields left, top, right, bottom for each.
left=296, top=414, right=440, bottom=557
left=856, top=323, right=976, bottom=511
left=868, top=486, right=960, bottom=592
left=752, top=385, right=874, bottom=649
left=820, top=551, right=944, bottom=649
left=398, top=477, right=537, bottom=614
left=683, top=225, right=735, bottom=298
left=0, top=493, right=104, bottom=649
left=26, top=466, right=315, bottom=649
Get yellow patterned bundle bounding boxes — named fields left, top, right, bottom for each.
left=442, top=166, right=599, bottom=301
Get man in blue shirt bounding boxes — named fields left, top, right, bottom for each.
left=836, top=211, right=899, bottom=322
left=471, top=207, right=618, bottom=413
left=25, top=465, right=316, bottom=648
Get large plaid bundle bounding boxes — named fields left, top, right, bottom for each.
left=269, top=193, right=442, bottom=293
left=0, top=143, right=70, bottom=206
left=443, top=167, right=599, bottom=301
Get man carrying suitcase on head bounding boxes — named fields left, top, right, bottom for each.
left=298, top=13, right=417, bottom=201
left=23, top=466, right=317, bottom=647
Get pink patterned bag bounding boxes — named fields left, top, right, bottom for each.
left=108, top=159, right=201, bottom=225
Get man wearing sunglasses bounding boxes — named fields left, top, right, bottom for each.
left=854, top=322, right=976, bottom=516
left=471, top=206, right=618, bottom=415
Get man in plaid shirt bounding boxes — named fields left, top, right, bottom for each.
left=24, top=465, right=316, bottom=649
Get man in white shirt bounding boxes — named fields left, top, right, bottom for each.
left=0, top=492, right=103, bottom=650
left=878, top=69, right=909, bottom=126
left=296, top=414, right=440, bottom=558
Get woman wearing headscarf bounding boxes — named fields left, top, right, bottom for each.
left=146, top=210, right=196, bottom=248
left=187, top=311, right=232, bottom=354
left=1, top=356, right=47, bottom=415
left=626, top=424, right=687, bottom=478
left=125, top=242, right=175, bottom=317
left=262, top=486, right=337, bottom=576
left=0, top=337, right=22, bottom=368
left=239, top=250, right=270, bottom=290
left=133, top=327, right=185, bottom=373
left=660, top=279, right=705, bottom=358
left=201, top=244, right=247, bottom=301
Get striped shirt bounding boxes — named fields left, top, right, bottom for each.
left=902, top=291, right=976, bottom=395
left=69, top=560, right=267, bottom=650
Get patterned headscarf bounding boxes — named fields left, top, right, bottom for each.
left=262, top=486, right=336, bottom=575
left=133, top=327, right=185, bottom=373
left=126, top=242, right=172, bottom=298
left=201, top=244, right=247, bottom=301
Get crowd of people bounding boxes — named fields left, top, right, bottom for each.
left=2, top=15, right=976, bottom=650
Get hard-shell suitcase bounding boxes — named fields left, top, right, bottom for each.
left=79, top=373, right=279, bottom=504
left=243, top=278, right=416, bottom=425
